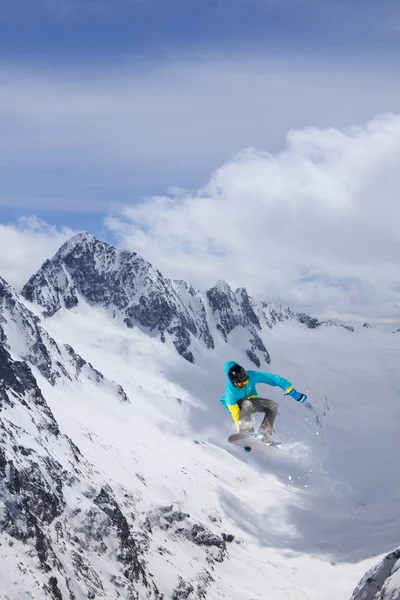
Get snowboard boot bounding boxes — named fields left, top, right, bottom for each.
left=242, top=425, right=255, bottom=435
left=258, top=416, right=273, bottom=441
left=255, top=433, right=281, bottom=447
left=255, top=432, right=272, bottom=443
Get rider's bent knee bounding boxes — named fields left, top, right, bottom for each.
left=241, top=399, right=253, bottom=411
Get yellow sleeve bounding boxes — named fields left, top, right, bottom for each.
left=228, top=403, right=241, bottom=431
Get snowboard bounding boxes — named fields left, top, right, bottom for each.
left=228, top=432, right=282, bottom=456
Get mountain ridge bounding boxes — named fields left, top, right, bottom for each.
left=20, top=231, right=364, bottom=367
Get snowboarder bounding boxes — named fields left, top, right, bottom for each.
left=220, top=361, right=307, bottom=442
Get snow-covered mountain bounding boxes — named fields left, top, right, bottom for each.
left=1, top=232, right=400, bottom=599
left=21, top=232, right=328, bottom=367
left=351, top=547, right=400, bottom=600
left=1, top=275, right=244, bottom=599
left=0, top=277, right=163, bottom=598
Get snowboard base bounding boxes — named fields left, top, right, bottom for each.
left=228, top=432, right=282, bottom=456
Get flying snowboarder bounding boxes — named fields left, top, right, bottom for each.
left=220, top=361, right=307, bottom=443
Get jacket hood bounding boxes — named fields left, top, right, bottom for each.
left=224, top=361, right=241, bottom=377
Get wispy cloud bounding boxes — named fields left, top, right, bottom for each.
left=0, top=217, right=75, bottom=289
left=0, top=196, right=115, bottom=213
left=1, top=56, right=400, bottom=210
left=383, top=18, right=400, bottom=34
left=106, top=113, right=400, bottom=324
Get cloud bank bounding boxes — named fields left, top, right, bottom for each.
left=106, top=113, right=400, bottom=325
left=0, top=217, right=75, bottom=290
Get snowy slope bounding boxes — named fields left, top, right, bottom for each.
left=44, top=301, right=400, bottom=566
left=0, top=277, right=366, bottom=600
left=24, top=298, right=400, bottom=596
left=1, top=233, right=400, bottom=599
left=0, top=277, right=164, bottom=599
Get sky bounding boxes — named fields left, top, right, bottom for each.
left=1, top=0, right=400, bottom=325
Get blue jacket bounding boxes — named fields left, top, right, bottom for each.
left=220, top=361, right=293, bottom=424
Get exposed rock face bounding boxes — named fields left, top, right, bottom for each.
left=21, top=232, right=334, bottom=367
left=0, top=338, right=163, bottom=598
left=350, top=547, right=400, bottom=600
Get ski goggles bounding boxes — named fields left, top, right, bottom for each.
left=235, top=379, right=249, bottom=388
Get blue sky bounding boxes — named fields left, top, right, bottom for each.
left=1, top=0, right=400, bottom=323
left=2, top=0, right=400, bottom=57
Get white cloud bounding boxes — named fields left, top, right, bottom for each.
left=0, top=216, right=75, bottom=290
left=106, top=113, right=400, bottom=324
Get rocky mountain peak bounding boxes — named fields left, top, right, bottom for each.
left=58, top=230, right=97, bottom=251
left=213, top=279, right=233, bottom=294
left=21, top=233, right=348, bottom=367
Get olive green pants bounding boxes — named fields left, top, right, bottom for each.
left=237, top=397, right=278, bottom=437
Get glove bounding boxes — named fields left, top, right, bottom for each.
left=287, top=388, right=307, bottom=403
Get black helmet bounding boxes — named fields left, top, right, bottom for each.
left=228, top=364, right=248, bottom=387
